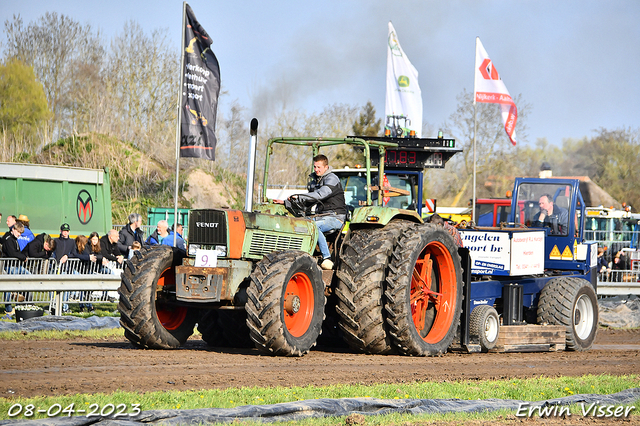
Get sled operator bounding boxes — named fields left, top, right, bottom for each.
left=274, top=154, right=347, bottom=270
left=532, top=193, right=569, bottom=235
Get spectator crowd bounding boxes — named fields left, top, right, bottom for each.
left=0, top=211, right=186, bottom=319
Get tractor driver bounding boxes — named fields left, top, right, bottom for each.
left=532, top=194, right=569, bottom=235
left=274, top=154, right=347, bottom=270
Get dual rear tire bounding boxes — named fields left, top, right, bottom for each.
left=335, top=223, right=408, bottom=354
left=385, top=224, right=463, bottom=356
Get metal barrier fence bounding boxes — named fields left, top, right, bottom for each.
left=597, top=269, right=640, bottom=296
left=584, top=230, right=639, bottom=262
left=0, top=258, right=123, bottom=315
left=1, top=256, right=639, bottom=316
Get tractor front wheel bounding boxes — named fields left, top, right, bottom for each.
left=118, top=246, right=197, bottom=349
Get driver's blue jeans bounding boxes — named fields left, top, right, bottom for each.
left=312, top=216, right=343, bottom=260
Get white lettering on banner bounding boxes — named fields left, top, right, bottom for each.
left=185, top=63, right=211, bottom=77
left=472, top=269, right=495, bottom=274
left=184, top=72, right=208, bottom=85
left=475, top=92, right=514, bottom=105
left=186, top=83, right=205, bottom=92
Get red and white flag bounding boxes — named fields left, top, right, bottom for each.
left=474, top=37, right=517, bottom=146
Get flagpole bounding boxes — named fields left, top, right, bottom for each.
left=472, top=37, right=478, bottom=225
left=172, top=1, right=187, bottom=247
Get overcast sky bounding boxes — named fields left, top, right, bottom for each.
left=2, top=0, right=639, bottom=146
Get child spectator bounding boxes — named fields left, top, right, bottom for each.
left=118, top=213, right=144, bottom=259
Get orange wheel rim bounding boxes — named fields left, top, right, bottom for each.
left=283, top=272, right=314, bottom=337
left=410, top=241, right=457, bottom=343
left=155, top=267, right=187, bottom=331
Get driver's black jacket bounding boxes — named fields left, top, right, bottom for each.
left=306, top=170, right=347, bottom=219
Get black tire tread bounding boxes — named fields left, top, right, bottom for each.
left=118, top=245, right=197, bottom=349
left=245, top=251, right=325, bottom=356
left=469, top=305, right=500, bottom=352
left=335, top=222, right=409, bottom=354
left=537, top=276, right=598, bottom=351
left=385, top=224, right=463, bottom=356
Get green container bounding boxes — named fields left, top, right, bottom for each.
left=147, top=207, right=190, bottom=234
left=0, top=163, right=112, bottom=238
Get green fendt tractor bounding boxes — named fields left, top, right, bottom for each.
left=118, top=120, right=463, bottom=356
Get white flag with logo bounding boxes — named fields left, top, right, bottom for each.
left=385, top=21, right=422, bottom=137
left=474, top=37, right=517, bottom=146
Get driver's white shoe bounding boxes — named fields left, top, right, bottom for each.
left=321, top=259, right=334, bottom=270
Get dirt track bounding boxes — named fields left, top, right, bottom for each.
left=1, top=328, right=639, bottom=399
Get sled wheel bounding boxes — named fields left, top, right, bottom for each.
left=386, top=224, right=463, bottom=356
left=246, top=251, right=325, bottom=356
left=469, top=305, right=500, bottom=352
left=537, top=276, right=598, bottom=351
left=118, top=245, right=197, bottom=349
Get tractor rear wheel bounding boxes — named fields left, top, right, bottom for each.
left=469, top=305, right=500, bottom=352
left=336, top=223, right=408, bottom=354
left=118, top=245, right=198, bottom=349
left=385, top=224, right=463, bottom=356
left=537, top=277, right=598, bottom=351
left=246, top=251, right=325, bottom=356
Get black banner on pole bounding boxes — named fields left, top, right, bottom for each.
left=180, top=4, right=220, bottom=161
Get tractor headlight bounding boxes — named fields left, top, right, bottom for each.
left=188, top=244, right=200, bottom=256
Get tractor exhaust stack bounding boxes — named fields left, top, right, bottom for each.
left=245, top=118, right=259, bottom=212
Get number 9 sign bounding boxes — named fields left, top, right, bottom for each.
left=195, top=250, right=218, bottom=267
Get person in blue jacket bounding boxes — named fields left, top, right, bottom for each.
left=161, top=228, right=186, bottom=251
left=16, top=215, right=34, bottom=251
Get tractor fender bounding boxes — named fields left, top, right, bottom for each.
left=349, top=206, right=423, bottom=228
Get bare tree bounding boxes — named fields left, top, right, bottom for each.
left=426, top=89, right=531, bottom=205
left=559, top=128, right=640, bottom=210
left=104, top=21, right=179, bottom=161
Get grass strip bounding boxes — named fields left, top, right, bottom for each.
left=0, top=327, right=122, bottom=340
left=0, top=374, right=638, bottom=422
